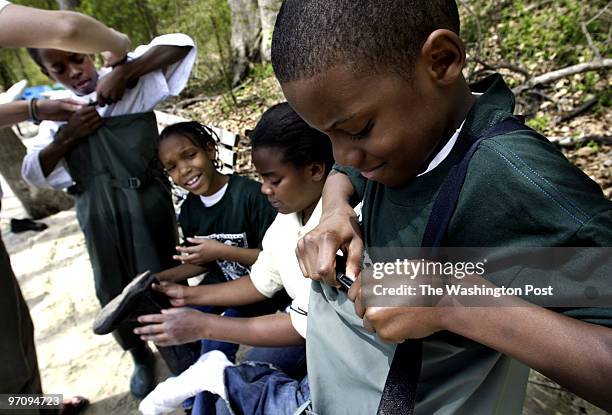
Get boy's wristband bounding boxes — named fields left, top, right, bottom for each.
left=111, top=55, right=129, bottom=68
left=27, top=98, right=40, bottom=123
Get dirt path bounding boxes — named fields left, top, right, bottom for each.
left=1, top=178, right=180, bottom=415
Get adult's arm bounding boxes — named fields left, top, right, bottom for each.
left=0, top=3, right=130, bottom=63
left=0, top=99, right=83, bottom=129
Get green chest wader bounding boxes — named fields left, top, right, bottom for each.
left=64, top=111, right=178, bottom=350
left=377, top=117, right=528, bottom=415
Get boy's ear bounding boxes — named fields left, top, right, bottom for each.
left=308, top=162, right=327, bottom=182
left=420, top=29, right=465, bottom=86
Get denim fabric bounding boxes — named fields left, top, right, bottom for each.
left=221, top=363, right=309, bottom=415
left=193, top=345, right=307, bottom=415
left=187, top=291, right=292, bottom=413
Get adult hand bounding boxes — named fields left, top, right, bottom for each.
left=134, top=308, right=213, bottom=347
left=296, top=204, right=364, bottom=287
left=101, top=29, right=131, bottom=67
left=174, top=238, right=225, bottom=265
left=152, top=281, right=199, bottom=307
left=35, top=98, right=84, bottom=122
left=59, top=105, right=102, bottom=142
left=95, top=64, right=130, bottom=107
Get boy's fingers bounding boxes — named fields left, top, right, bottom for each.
left=362, top=314, right=375, bottom=333
left=345, top=237, right=364, bottom=278
left=139, top=334, right=168, bottom=344
left=151, top=282, right=171, bottom=293
left=349, top=277, right=366, bottom=317
left=137, top=314, right=166, bottom=324
left=58, top=101, right=84, bottom=112
left=316, top=236, right=341, bottom=286
left=295, top=244, right=309, bottom=279
left=169, top=299, right=185, bottom=307
left=186, top=237, right=207, bottom=245
left=133, top=323, right=164, bottom=335
left=161, top=307, right=181, bottom=315
left=176, top=245, right=196, bottom=254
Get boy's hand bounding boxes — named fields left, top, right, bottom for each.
left=152, top=281, right=198, bottom=307
left=58, top=106, right=102, bottom=143
left=174, top=238, right=224, bottom=265
left=348, top=274, right=448, bottom=343
left=35, top=98, right=84, bottom=121
left=135, top=308, right=213, bottom=347
left=95, top=65, right=130, bottom=107
left=296, top=204, right=364, bottom=287
left=348, top=264, right=453, bottom=343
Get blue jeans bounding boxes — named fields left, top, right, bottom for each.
left=187, top=291, right=292, bottom=412
left=194, top=345, right=308, bottom=415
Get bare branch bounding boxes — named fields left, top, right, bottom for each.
left=557, top=97, right=598, bottom=123
left=524, top=0, right=553, bottom=14
left=513, top=59, right=612, bottom=94
left=586, top=1, right=612, bottom=25
left=580, top=21, right=602, bottom=59
left=473, top=58, right=531, bottom=80
left=549, top=135, right=612, bottom=147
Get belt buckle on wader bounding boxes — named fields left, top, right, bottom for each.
left=127, top=177, right=142, bottom=189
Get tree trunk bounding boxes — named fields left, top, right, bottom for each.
left=56, top=0, right=80, bottom=10
left=0, top=127, right=74, bottom=219
left=0, top=57, right=15, bottom=90
left=257, top=0, right=281, bottom=63
left=135, top=0, right=159, bottom=39
left=228, top=0, right=261, bottom=86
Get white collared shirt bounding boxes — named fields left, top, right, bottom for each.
left=21, top=33, right=196, bottom=189
left=249, top=199, right=323, bottom=338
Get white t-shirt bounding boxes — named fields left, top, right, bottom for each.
left=21, top=33, right=196, bottom=189
left=200, top=182, right=229, bottom=207
left=249, top=199, right=322, bottom=338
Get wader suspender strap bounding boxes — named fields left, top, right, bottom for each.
left=376, top=117, right=528, bottom=415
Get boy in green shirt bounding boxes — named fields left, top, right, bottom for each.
left=271, top=0, right=612, bottom=413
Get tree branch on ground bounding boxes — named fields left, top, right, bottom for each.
left=473, top=58, right=531, bottom=80
left=549, top=135, right=612, bottom=147
left=513, top=59, right=612, bottom=94
left=557, top=97, right=598, bottom=123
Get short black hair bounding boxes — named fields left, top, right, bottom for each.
left=271, top=0, right=460, bottom=83
left=250, top=102, right=334, bottom=174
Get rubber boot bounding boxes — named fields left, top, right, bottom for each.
left=129, top=344, right=156, bottom=399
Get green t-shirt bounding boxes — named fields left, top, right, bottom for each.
left=178, top=174, right=277, bottom=281
left=307, top=74, right=612, bottom=414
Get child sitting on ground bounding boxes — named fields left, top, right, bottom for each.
left=153, top=121, right=283, bottom=399
left=155, top=121, right=277, bottom=285
left=271, top=0, right=612, bottom=413
left=21, top=33, right=196, bottom=397
left=135, top=102, right=334, bottom=415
